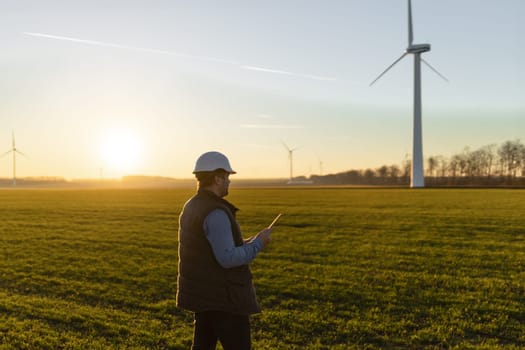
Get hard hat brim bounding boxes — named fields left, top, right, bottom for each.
left=193, top=169, right=236, bottom=174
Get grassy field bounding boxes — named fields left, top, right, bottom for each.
left=0, top=187, right=524, bottom=349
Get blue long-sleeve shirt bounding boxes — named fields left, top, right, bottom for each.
left=203, top=209, right=263, bottom=268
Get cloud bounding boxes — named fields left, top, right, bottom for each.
left=256, top=114, right=274, bottom=119
left=240, top=124, right=305, bottom=129
left=241, top=143, right=276, bottom=150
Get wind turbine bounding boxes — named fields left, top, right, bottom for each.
left=281, top=141, right=298, bottom=183
left=1, top=131, right=26, bottom=186
left=370, top=0, right=447, bottom=188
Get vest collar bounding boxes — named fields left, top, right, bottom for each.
left=197, top=188, right=239, bottom=214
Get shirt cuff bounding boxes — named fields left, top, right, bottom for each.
left=252, top=236, right=264, bottom=253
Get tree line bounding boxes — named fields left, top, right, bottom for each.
left=309, top=139, right=525, bottom=187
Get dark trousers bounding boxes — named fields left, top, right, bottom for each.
left=192, top=311, right=251, bottom=350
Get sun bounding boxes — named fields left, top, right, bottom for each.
left=99, top=128, right=144, bottom=174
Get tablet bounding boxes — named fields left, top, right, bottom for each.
left=268, top=213, right=283, bottom=229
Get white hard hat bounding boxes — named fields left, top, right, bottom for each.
left=193, top=151, right=236, bottom=174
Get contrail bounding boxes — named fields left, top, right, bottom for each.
left=241, top=65, right=337, bottom=81
left=23, top=32, right=336, bottom=82
left=22, top=32, right=238, bottom=65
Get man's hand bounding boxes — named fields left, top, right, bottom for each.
left=256, top=228, right=272, bottom=249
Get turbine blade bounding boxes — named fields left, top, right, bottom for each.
left=15, top=150, right=27, bottom=157
left=0, top=150, right=12, bottom=158
left=369, top=53, right=407, bottom=86
left=281, top=140, right=291, bottom=151
left=421, top=58, right=449, bottom=82
left=408, top=0, right=413, bottom=45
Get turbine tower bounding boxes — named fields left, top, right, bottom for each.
left=281, top=141, right=298, bottom=183
left=1, top=131, right=26, bottom=186
left=370, top=0, right=447, bottom=188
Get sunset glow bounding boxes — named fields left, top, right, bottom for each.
left=1, top=2, right=523, bottom=179
left=98, top=129, right=143, bottom=174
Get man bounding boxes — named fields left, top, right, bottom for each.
left=177, top=151, right=272, bottom=350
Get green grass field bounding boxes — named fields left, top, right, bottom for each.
left=1, top=188, right=524, bottom=349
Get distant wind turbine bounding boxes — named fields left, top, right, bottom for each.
left=1, top=131, right=27, bottom=186
left=370, top=0, right=448, bottom=188
left=281, top=141, right=298, bottom=182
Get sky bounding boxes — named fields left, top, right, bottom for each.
left=1, top=0, right=524, bottom=179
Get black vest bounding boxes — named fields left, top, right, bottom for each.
left=176, top=189, right=261, bottom=315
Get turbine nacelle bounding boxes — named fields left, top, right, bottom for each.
left=406, top=43, right=431, bottom=54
